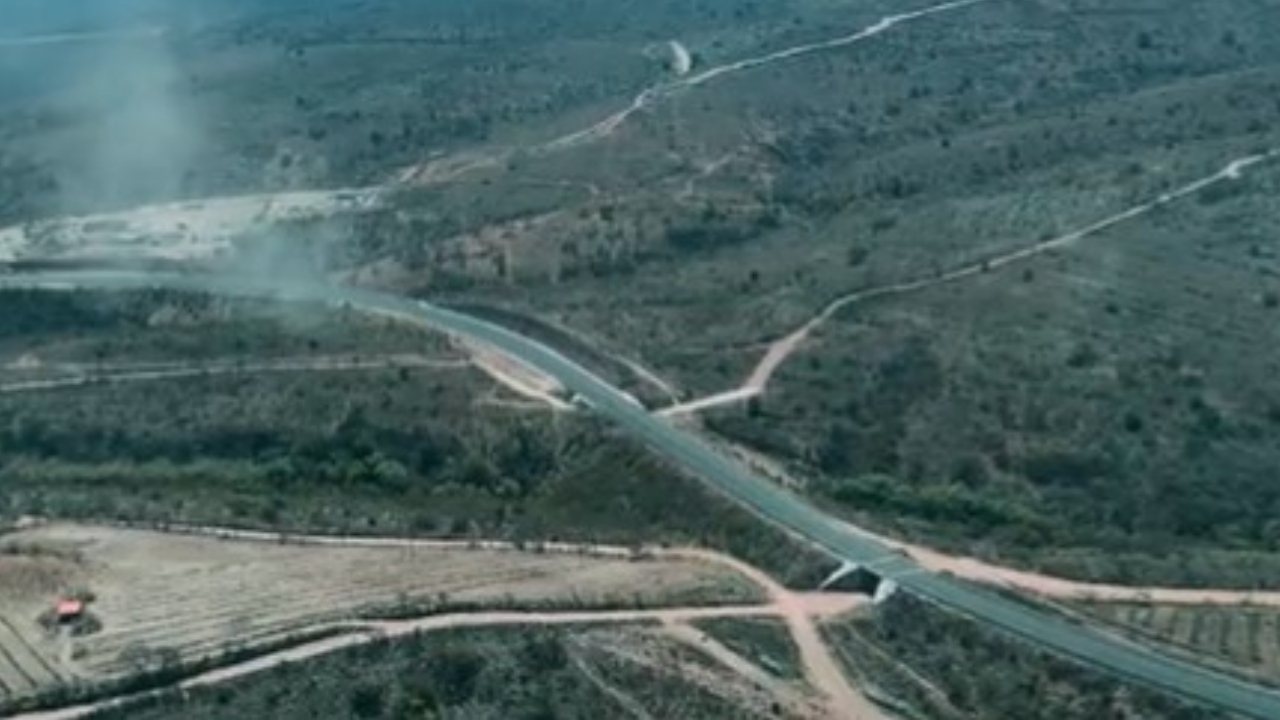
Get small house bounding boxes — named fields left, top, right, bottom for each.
left=54, top=599, right=84, bottom=625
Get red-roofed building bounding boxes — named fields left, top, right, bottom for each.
left=55, top=599, right=84, bottom=623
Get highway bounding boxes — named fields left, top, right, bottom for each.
left=6, top=269, right=1280, bottom=719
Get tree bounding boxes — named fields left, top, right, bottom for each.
left=350, top=684, right=385, bottom=718
left=519, top=634, right=568, bottom=671
left=427, top=647, right=486, bottom=704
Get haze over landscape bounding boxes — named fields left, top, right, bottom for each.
left=2, top=1, right=1280, bottom=719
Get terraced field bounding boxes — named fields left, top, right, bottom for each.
left=0, top=524, right=760, bottom=706
left=1083, top=603, right=1280, bottom=685
left=0, top=614, right=66, bottom=701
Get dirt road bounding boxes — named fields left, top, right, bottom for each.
left=663, top=148, right=1280, bottom=414
left=536, top=0, right=986, bottom=155
left=19, top=606, right=876, bottom=720
left=896, top=541, right=1280, bottom=608
left=661, top=620, right=817, bottom=714
left=666, top=549, right=886, bottom=719
left=14, top=607, right=773, bottom=720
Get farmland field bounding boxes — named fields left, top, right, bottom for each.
left=1079, top=602, right=1280, bottom=687
left=0, top=523, right=761, bottom=707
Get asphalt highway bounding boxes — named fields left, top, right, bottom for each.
left=6, top=269, right=1280, bottom=718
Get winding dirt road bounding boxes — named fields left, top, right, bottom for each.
left=661, top=148, right=1280, bottom=415
left=15, top=608, right=777, bottom=720
left=536, top=0, right=986, bottom=156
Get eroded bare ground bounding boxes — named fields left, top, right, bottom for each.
left=0, top=523, right=880, bottom=719
left=0, top=189, right=382, bottom=265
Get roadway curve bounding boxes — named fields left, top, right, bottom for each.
left=6, top=270, right=1280, bottom=719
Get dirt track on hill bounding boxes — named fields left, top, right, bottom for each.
left=660, top=149, right=1280, bottom=416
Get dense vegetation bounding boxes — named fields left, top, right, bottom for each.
left=3, top=0, right=1279, bottom=582
left=327, top=0, right=1280, bottom=585
left=6, top=0, right=1280, bottom=715
left=707, top=157, right=1280, bottom=586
